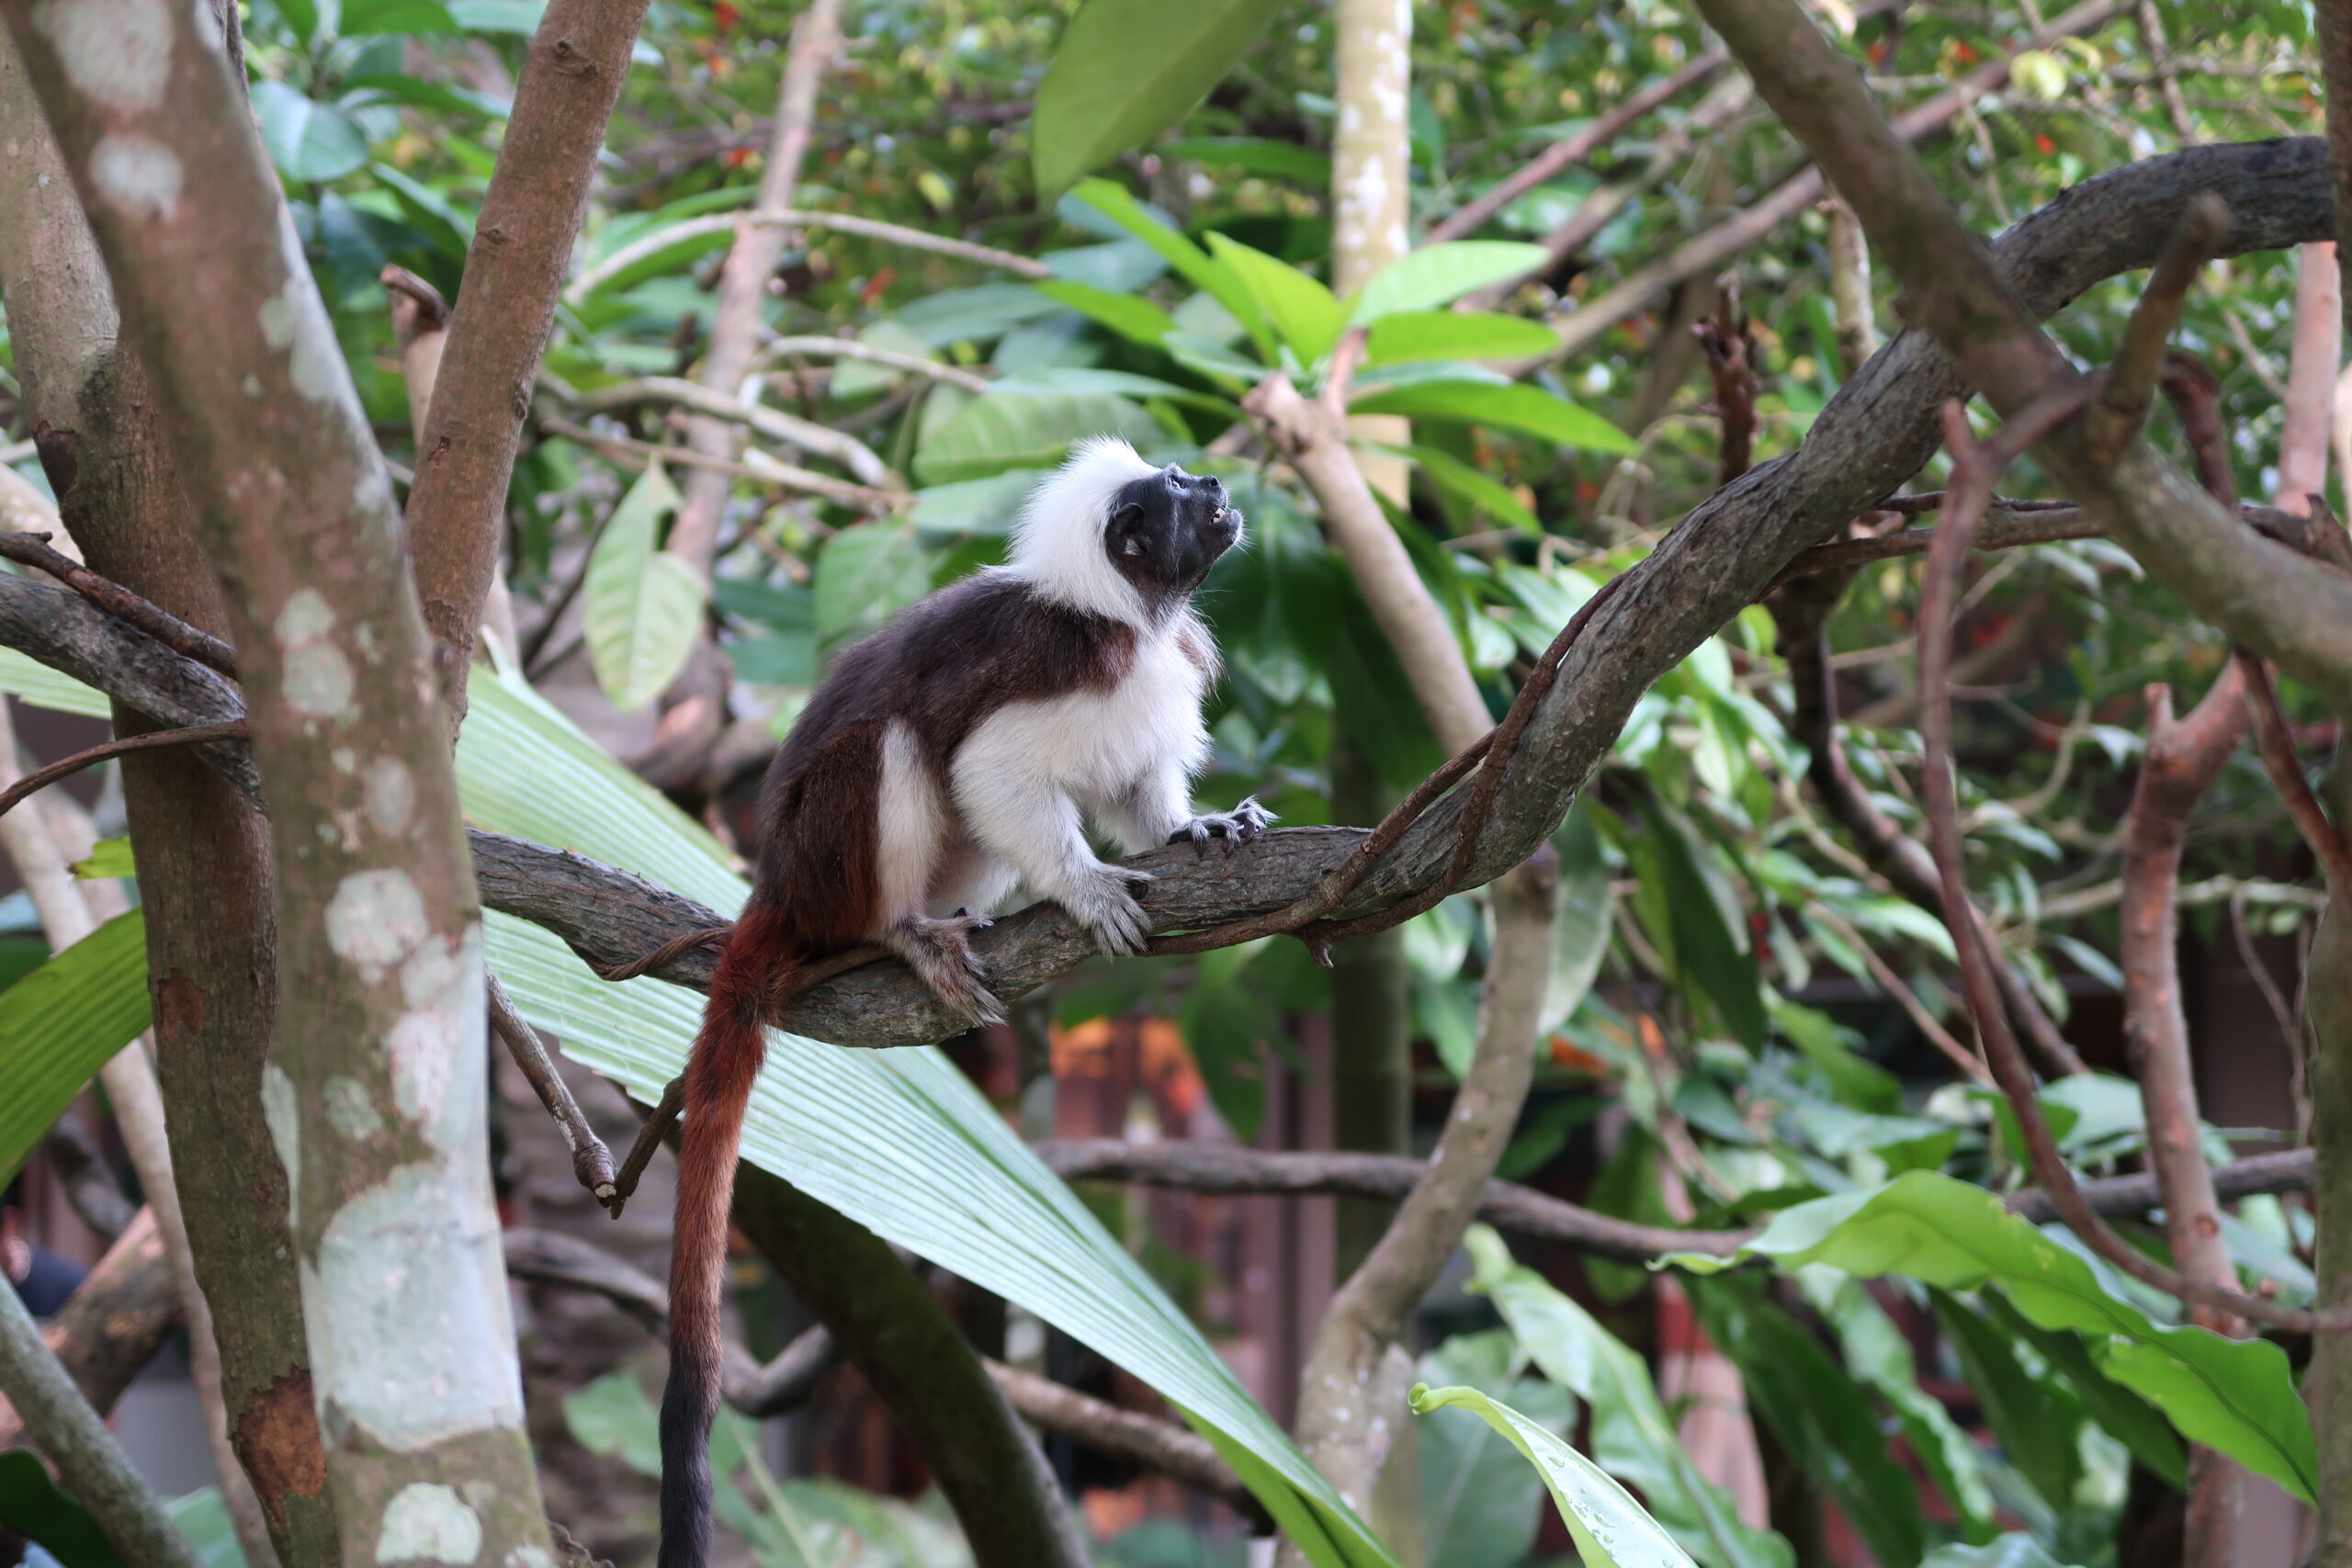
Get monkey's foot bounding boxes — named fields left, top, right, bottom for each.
left=1061, top=864, right=1152, bottom=956
left=883, top=914, right=1002, bottom=1025
left=1169, top=796, right=1276, bottom=858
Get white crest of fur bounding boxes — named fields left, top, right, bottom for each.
left=1004, top=435, right=1162, bottom=623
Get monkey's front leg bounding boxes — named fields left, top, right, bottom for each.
left=956, top=764, right=1151, bottom=955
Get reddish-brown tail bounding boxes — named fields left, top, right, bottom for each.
left=660, top=904, right=790, bottom=1568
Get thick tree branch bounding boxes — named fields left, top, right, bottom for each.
left=403, top=0, right=656, bottom=720
left=3, top=0, right=557, bottom=1550
left=0, top=532, right=236, bottom=676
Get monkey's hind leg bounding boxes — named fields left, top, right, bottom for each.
left=880, top=910, right=1003, bottom=1025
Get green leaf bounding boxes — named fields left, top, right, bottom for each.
left=1930, top=1291, right=2086, bottom=1511
left=1666, top=1172, right=2317, bottom=1501
left=1980, top=1291, right=2187, bottom=1488
left=72, top=838, right=135, bottom=882
left=1032, top=0, right=1281, bottom=197
left=914, top=390, right=1161, bottom=485
left=1351, top=243, right=1549, bottom=322
left=164, top=1489, right=248, bottom=1568
left=340, top=72, right=509, bottom=118
left=909, top=471, right=1041, bottom=536
left=0, top=910, right=151, bottom=1184
left=1064, top=180, right=1275, bottom=361
left=1580, top=1127, right=1670, bottom=1305
left=1807, top=1275, right=1996, bottom=1538
left=1161, top=137, right=1332, bottom=184
left=1417, top=1333, right=1574, bottom=1568
left=1363, top=310, right=1560, bottom=367
left=1204, top=233, right=1345, bottom=364
left=1408, top=1385, right=1700, bottom=1568
left=456, top=665, right=1396, bottom=1568
left=582, top=462, right=705, bottom=715
left=0, top=649, right=110, bottom=717
left=1542, top=798, right=1611, bottom=1032
left=1034, top=279, right=1179, bottom=350
left=1686, top=1275, right=1927, bottom=1568
left=1637, top=797, right=1766, bottom=1053
left=1370, top=442, right=1540, bottom=535
left=338, top=0, right=457, bottom=33
left=1349, top=381, right=1634, bottom=455
left=1464, top=1227, right=1791, bottom=1568
left=253, top=82, right=372, bottom=183
left=814, top=522, right=931, bottom=643
left=272, top=0, right=321, bottom=46
left=0, top=1452, right=128, bottom=1568
left=447, top=0, right=543, bottom=30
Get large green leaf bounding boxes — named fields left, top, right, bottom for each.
left=1408, top=1385, right=1699, bottom=1568
left=582, top=462, right=705, bottom=715
left=1463, top=1227, right=1790, bottom=1568
left=0, top=910, right=150, bottom=1184
left=1685, top=1276, right=1926, bottom=1568
left=1978, top=1290, right=2186, bottom=1488
left=1033, top=279, right=1180, bottom=350
left=1063, top=181, right=1274, bottom=361
left=0, top=649, right=111, bottom=717
left=1923, top=1539, right=2086, bottom=1568
left=454, top=665, right=1395, bottom=1568
left=1032, top=0, right=1280, bottom=197
left=253, top=82, right=372, bottom=183
left=814, top=522, right=931, bottom=644
left=1637, top=797, right=1767, bottom=1054
left=1348, top=381, right=1634, bottom=455
left=1350, top=243, right=1549, bottom=323
left=914, top=390, right=1161, bottom=485
left=1666, top=1171, right=2317, bottom=1501
left=1205, top=234, right=1345, bottom=364
left=1417, top=1333, right=1574, bottom=1568
left=1541, top=799, right=1612, bottom=1034
left=1363, top=310, right=1561, bottom=367
left=1929, top=1292, right=2086, bottom=1512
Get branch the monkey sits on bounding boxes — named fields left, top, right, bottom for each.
left=658, top=436, right=1270, bottom=1568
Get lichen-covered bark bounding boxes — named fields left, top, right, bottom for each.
left=0, top=8, right=550, bottom=1562
left=0, top=32, right=328, bottom=1564
left=1330, top=0, right=1410, bottom=504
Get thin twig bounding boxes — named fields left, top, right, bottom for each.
left=0, top=532, right=238, bottom=677
left=537, top=413, right=902, bottom=510
left=487, top=973, right=616, bottom=1204
left=752, top=335, right=993, bottom=394
left=563, top=376, right=895, bottom=490
left=1426, top=51, right=1728, bottom=243
left=2238, top=652, right=2352, bottom=889
left=0, top=722, right=248, bottom=819
left=566, top=209, right=1051, bottom=305
left=603, top=1073, right=686, bottom=1219
left=2085, top=192, right=2232, bottom=464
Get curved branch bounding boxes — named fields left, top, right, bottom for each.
left=0, top=142, right=2332, bottom=1056
left=564, top=376, right=896, bottom=489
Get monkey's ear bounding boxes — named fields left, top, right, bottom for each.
left=1107, top=502, right=1149, bottom=558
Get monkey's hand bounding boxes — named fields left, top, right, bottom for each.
left=1168, top=796, right=1275, bottom=858
left=1061, top=863, right=1153, bottom=955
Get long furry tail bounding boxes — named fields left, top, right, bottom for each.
left=659, top=903, right=790, bottom=1568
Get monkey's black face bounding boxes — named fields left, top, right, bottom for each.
left=1104, top=465, right=1241, bottom=610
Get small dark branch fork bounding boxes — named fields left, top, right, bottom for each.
left=0, top=532, right=238, bottom=678
left=486, top=974, right=616, bottom=1204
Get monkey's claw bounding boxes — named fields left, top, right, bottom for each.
left=1169, top=796, right=1276, bottom=858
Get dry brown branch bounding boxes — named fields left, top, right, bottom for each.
left=2240, top=654, right=2352, bottom=890
left=487, top=974, right=616, bottom=1203
left=2085, top=193, right=2232, bottom=464
left=1919, top=396, right=2342, bottom=1332
left=0, top=532, right=238, bottom=676
left=0, top=722, right=247, bottom=820
left=1696, top=282, right=1760, bottom=486
left=985, top=1363, right=1272, bottom=1528
left=403, top=0, right=656, bottom=722
left=536, top=413, right=901, bottom=509
left=665, top=0, right=848, bottom=577
left=1427, top=51, right=1729, bottom=243
left=752, top=334, right=994, bottom=394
